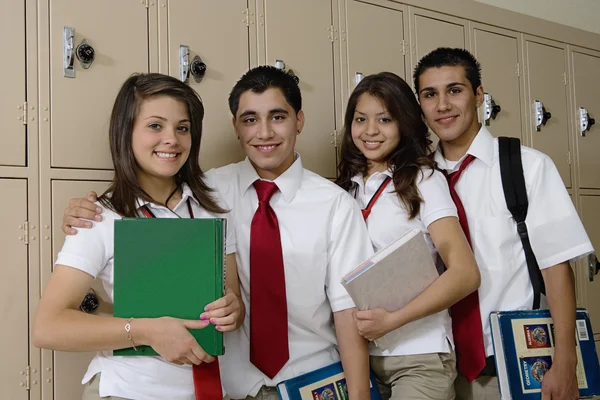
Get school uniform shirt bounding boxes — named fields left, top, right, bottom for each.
left=351, top=168, right=458, bottom=357
left=55, top=183, right=236, bottom=400
left=434, top=125, right=594, bottom=357
left=205, top=155, right=374, bottom=399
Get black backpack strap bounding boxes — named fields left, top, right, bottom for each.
left=498, top=137, right=546, bottom=309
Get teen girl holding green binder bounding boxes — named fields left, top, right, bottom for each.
left=335, top=72, right=480, bottom=400
left=33, top=73, right=243, bottom=400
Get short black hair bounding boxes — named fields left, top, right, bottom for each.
left=413, top=47, right=482, bottom=94
left=228, top=65, right=302, bottom=117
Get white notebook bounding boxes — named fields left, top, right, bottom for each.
left=341, top=228, right=440, bottom=349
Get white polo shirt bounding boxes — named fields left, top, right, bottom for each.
left=351, top=168, right=458, bottom=357
left=206, top=156, right=374, bottom=399
left=55, top=184, right=236, bottom=400
left=434, top=125, right=594, bottom=357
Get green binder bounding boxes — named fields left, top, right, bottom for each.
left=113, top=218, right=226, bottom=357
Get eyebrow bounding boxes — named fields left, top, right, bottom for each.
left=419, top=82, right=468, bottom=95
left=355, top=110, right=388, bottom=116
left=144, top=116, right=190, bottom=123
left=238, top=108, right=290, bottom=118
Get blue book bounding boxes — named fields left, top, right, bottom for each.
left=276, top=362, right=382, bottom=400
left=490, top=308, right=600, bottom=399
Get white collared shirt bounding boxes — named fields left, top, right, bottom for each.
left=434, top=125, right=594, bottom=356
left=55, top=184, right=236, bottom=400
left=206, top=156, right=374, bottom=398
left=351, top=168, right=458, bottom=357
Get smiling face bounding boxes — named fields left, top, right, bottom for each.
left=351, top=93, right=401, bottom=174
left=232, top=87, right=304, bottom=180
left=131, top=95, right=191, bottom=187
left=417, top=65, right=483, bottom=151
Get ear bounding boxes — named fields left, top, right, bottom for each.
left=475, top=85, right=485, bottom=108
left=296, top=110, right=305, bottom=135
left=231, top=116, right=239, bottom=139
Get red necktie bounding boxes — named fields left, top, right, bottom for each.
left=445, top=154, right=486, bottom=382
left=249, top=180, right=289, bottom=378
left=192, top=362, right=221, bottom=400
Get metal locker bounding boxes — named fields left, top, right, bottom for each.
left=48, top=180, right=111, bottom=400
left=0, top=1, right=27, bottom=167
left=471, top=24, right=524, bottom=141
left=261, top=0, right=338, bottom=178
left=523, top=38, right=572, bottom=187
left=164, top=0, right=248, bottom=171
left=409, top=8, right=467, bottom=74
left=48, top=0, right=150, bottom=170
left=345, top=0, right=408, bottom=90
left=579, top=195, right=600, bottom=337
left=572, top=49, right=600, bottom=189
left=0, top=179, right=29, bottom=400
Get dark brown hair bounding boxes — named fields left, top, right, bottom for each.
left=99, top=73, right=225, bottom=217
left=336, top=72, right=435, bottom=219
left=413, top=47, right=482, bottom=95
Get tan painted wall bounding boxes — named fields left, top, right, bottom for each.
left=474, top=0, right=600, bottom=34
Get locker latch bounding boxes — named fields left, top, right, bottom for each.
left=589, top=254, right=600, bottom=282
left=63, top=27, right=76, bottom=78
left=274, top=60, right=300, bottom=84
left=534, top=100, right=552, bottom=131
left=355, top=72, right=364, bottom=86
left=579, top=107, right=596, bottom=137
left=483, top=93, right=501, bottom=126
left=179, top=45, right=207, bottom=84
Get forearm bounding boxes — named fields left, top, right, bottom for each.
left=389, top=262, right=480, bottom=330
left=33, top=309, right=150, bottom=352
left=543, top=262, right=577, bottom=362
left=334, top=309, right=370, bottom=400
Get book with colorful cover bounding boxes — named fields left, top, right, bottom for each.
left=490, top=308, right=600, bottom=399
left=276, top=361, right=382, bottom=400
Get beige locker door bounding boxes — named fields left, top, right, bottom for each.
left=49, top=1, right=149, bottom=170
left=345, top=0, right=407, bottom=89
left=572, top=50, right=600, bottom=189
left=409, top=8, right=466, bottom=74
left=262, top=0, right=337, bottom=178
left=0, top=179, right=28, bottom=399
left=0, top=1, right=27, bottom=166
left=471, top=25, right=523, bottom=140
left=166, top=0, right=248, bottom=171
left=50, top=180, right=111, bottom=400
left=524, top=39, right=571, bottom=187
left=580, top=195, right=600, bottom=335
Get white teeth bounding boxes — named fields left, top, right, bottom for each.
left=155, top=152, right=177, bottom=158
left=258, top=145, right=276, bottom=150
left=365, top=141, right=381, bottom=145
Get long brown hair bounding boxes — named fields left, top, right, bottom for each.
left=336, top=72, right=435, bottom=219
left=99, top=73, right=226, bottom=217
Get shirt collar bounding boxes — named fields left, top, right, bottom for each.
left=135, top=182, right=199, bottom=210
left=239, top=152, right=304, bottom=203
left=434, top=124, right=495, bottom=172
left=351, top=168, right=393, bottom=188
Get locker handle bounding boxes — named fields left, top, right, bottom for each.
left=180, top=45, right=190, bottom=83
left=63, top=27, right=76, bottom=78
left=534, top=100, right=551, bottom=131
left=588, top=254, right=600, bottom=282
left=579, top=107, right=595, bottom=137
left=274, top=59, right=300, bottom=84
left=484, top=93, right=502, bottom=126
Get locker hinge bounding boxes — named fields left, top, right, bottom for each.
left=328, top=25, right=335, bottom=42
left=242, top=8, right=249, bottom=27
left=22, top=101, right=28, bottom=125
left=143, top=0, right=149, bottom=8
left=563, top=72, right=568, bottom=85
left=24, top=365, right=31, bottom=390
left=23, top=221, right=29, bottom=245
left=401, top=40, right=407, bottom=56
left=515, top=63, right=521, bottom=77
left=331, top=129, right=338, bottom=147
left=567, top=151, right=572, bottom=165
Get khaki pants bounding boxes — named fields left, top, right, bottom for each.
left=454, top=372, right=500, bottom=400
left=239, top=386, right=279, bottom=400
left=81, top=374, right=130, bottom=400
left=371, top=350, right=457, bottom=400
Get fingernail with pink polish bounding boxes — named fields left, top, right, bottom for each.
left=204, top=306, right=211, bottom=312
